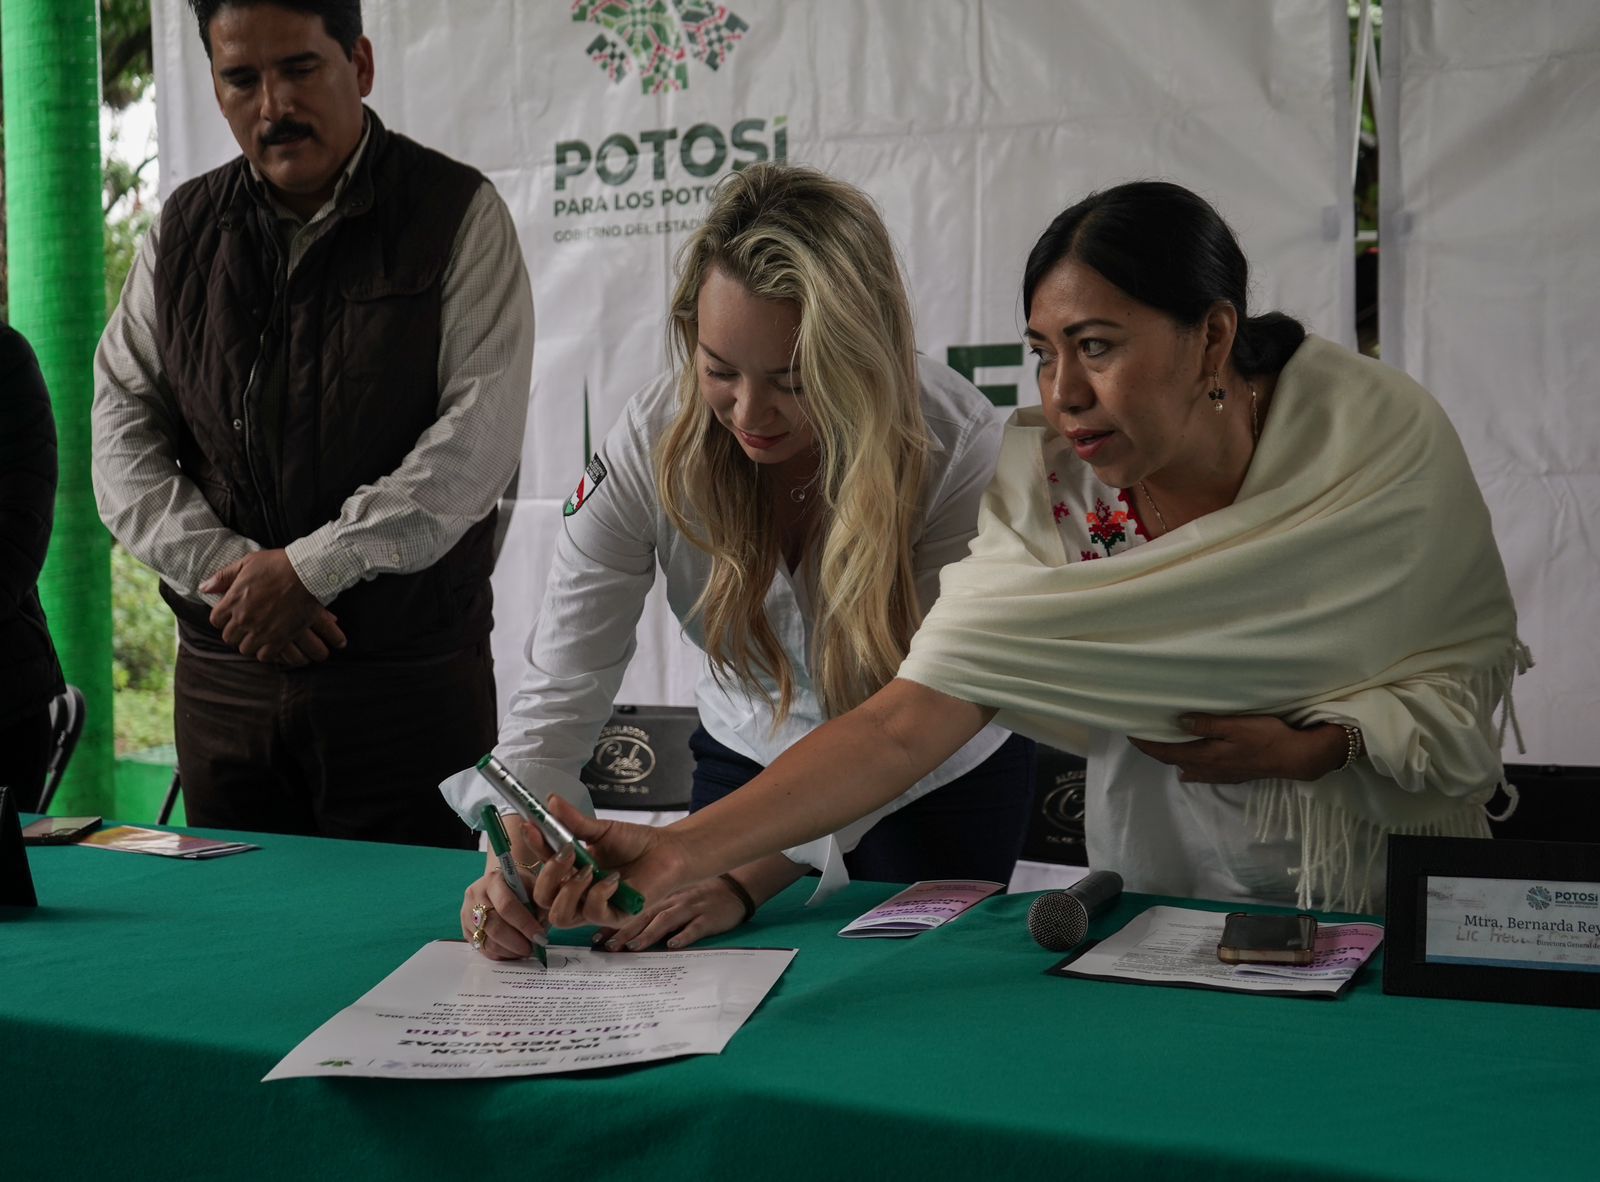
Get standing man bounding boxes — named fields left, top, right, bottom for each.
left=93, top=0, right=533, bottom=847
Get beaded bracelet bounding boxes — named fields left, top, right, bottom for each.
left=1337, top=723, right=1365, bottom=771
left=718, top=872, right=758, bottom=923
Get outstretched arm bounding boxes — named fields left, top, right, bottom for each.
left=542, top=678, right=997, bottom=927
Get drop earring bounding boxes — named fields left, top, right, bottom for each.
left=1208, top=371, right=1227, bottom=414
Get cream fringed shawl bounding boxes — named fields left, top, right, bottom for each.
left=898, top=336, right=1528, bottom=911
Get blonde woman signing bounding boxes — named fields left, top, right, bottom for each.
left=542, top=180, right=1526, bottom=927
left=453, top=163, right=1033, bottom=959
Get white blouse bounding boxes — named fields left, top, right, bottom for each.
left=448, top=355, right=1012, bottom=881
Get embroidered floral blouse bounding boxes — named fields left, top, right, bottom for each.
left=1041, top=434, right=1152, bottom=562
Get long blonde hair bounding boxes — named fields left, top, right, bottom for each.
left=655, top=163, right=928, bottom=724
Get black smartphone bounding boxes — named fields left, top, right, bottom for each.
left=21, top=816, right=103, bottom=845
left=1217, top=911, right=1318, bottom=965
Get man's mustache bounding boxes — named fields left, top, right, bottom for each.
left=260, top=120, right=314, bottom=147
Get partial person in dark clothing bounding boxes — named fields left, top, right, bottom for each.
left=0, top=323, right=67, bottom=812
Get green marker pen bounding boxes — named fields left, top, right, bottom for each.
left=475, top=754, right=647, bottom=916
left=479, top=805, right=547, bottom=967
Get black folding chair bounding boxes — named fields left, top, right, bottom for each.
left=35, top=686, right=86, bottom=814
left=157, top=768, right=183, bottom=825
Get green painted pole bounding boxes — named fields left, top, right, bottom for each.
left=3, top=0, right=113, bottom=814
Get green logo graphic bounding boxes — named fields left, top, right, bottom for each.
left=572, top=0, right=750, bottom=94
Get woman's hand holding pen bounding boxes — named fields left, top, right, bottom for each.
left=464, top=797, right=697, bottom=948
left=537, top=795, right=694, bottom=929
left=588, top=878, right=750, bottom=952
left=591, top=854, right=802, bottom=951
left=460, top=821, right=551, bottom=960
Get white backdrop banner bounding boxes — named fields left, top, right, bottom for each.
left=152, top=0, right=1353, bottom=715
left=1380, top=0, right=1600, bottom=764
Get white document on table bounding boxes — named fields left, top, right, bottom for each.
left=264, top=940, right=795, bottom=1080
left=1048, top=905, right=1383, bottom=998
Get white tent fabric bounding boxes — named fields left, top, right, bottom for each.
left=1380, top=0, right=1600, bottom=764
left=151, top=0, right=1353, bottom=719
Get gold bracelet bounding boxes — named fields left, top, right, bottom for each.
left=718, top=873, right=758, bottom=924
left=1337, top=724, right=1364, bottom=771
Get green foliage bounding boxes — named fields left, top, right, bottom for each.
left=104, top=146, right=156, bottom=215
left=105, top=204, right=154, bottom=309
left=115, top=686, right=174, bottom=755
left=111, top=537, right=173, bottom=706
left=100, top=0, right=155, bottom=110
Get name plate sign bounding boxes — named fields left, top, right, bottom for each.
left=1386, top=836, right=1600, bottom=1009
left=1424, top=876, right=1600, bottom=972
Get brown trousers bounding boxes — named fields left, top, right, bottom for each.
left=173, top=642, right=493, bottom=849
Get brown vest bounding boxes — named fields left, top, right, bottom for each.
left=153, top=111, right=496, bottom=659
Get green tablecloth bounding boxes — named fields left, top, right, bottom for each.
left=3, top=822, right=1595, bottom=1181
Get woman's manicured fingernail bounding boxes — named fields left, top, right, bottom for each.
left=607, top=939, right=622, bottom=951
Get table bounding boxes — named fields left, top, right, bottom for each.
left=4, top=822, right=1596, bottom=1181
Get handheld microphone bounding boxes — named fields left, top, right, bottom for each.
left=1027, top=870, right=1124, bottom=952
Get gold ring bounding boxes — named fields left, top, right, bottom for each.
left=516, top=860, right=543, bottom=874
left=470, top=902, right=494, bottom=950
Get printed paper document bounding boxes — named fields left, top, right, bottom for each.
left=265, top=940, right=795, bottom=1080
left=1048, top=905, right=1382, bottom=998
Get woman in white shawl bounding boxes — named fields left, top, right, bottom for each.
left=532, top=181, right=1525, bottom=920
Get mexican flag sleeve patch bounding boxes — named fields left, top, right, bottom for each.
left=563, top=453, right=609, bottom=516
